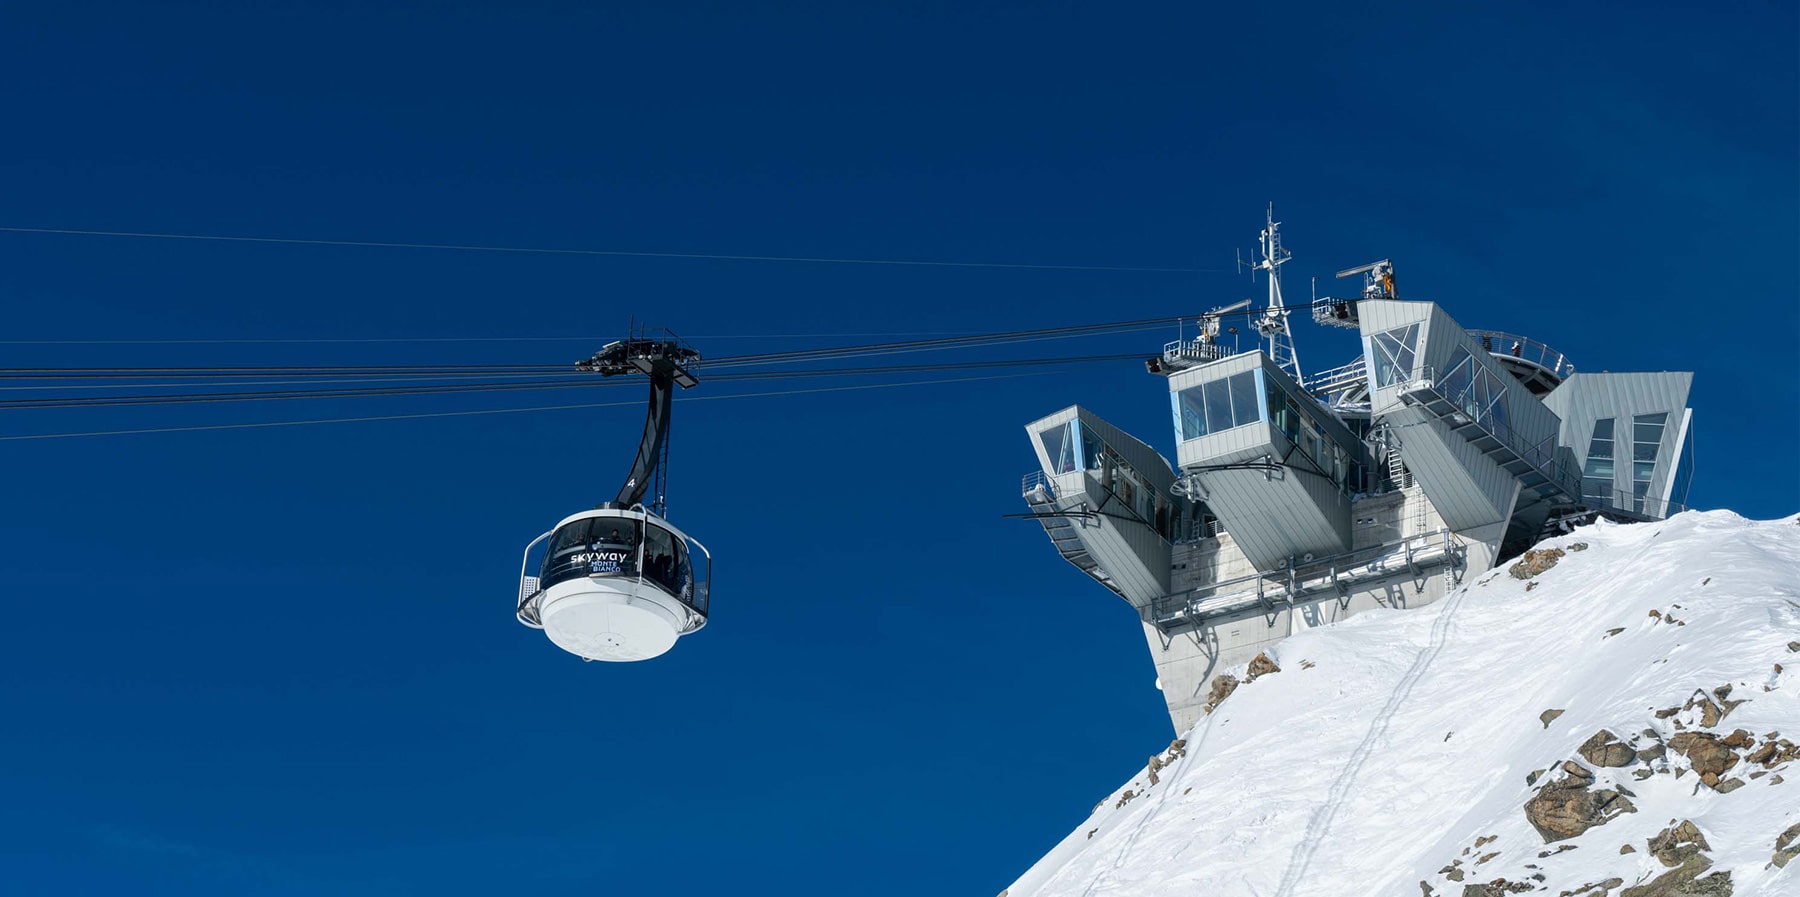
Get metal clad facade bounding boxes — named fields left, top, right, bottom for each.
left=1542, top=372, right=1694, bottom=513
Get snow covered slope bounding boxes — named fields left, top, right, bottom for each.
left=1006, top=511, right=1800, bottom=897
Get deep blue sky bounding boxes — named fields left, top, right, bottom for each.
left=1, top=3, right=1794, bottom=895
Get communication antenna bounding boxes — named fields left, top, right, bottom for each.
left=1248, top=204, right=1303, bottom=384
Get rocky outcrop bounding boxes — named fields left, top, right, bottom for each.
left=1541, top=708, right=1566, bottom=729
left=1509, top=547, right=1566, bottom=579
left=1559, top=878, right=1623, bottom=896
left=1773, top=822, right=1800, bottom=869
left=1523, top=761, right=1636, bottom=842
left=1202, top=674, right=1237, bottom=714
left=1646, top=821, right=1710, bottom=867
left=1614, top=821, right=1730, bottom=897
left=1246, top=652, right=1280, bottom=681
left=1667, top=732, right=1737, bottom=779
left=1462, top=879, right=1534, bottom=895
left=1577, top=730, right=1637, bottom=767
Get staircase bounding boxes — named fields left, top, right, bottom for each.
left=1022, top=472, right=1124, bottom=599
left=1395, top=385, right=1572, bottom=504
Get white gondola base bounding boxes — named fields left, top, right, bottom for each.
left=537, top=577, right=687, bottom=662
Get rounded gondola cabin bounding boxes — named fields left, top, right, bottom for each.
left=517, top=507, right=711, bottom=661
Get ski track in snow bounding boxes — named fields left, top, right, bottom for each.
left=1271, top=562, right=1468, bottom=897
left=1002, top=511, right=1800, bottom=897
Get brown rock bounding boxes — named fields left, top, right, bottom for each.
left=1509, top=547, right=1566, bottom=579
left=1560, top=880, right=1624, bottom=897
left=1619, top=868, right=1731, bottom=897
left=1669, top=732, right=1739, bottom=777
left=1683, top=691, right=1724, bottom=727
left=1633, top=768, right=1655, bottom=780
left=1527, top=769, right=1545, bottom=786
left=1714, top=777, right=1745, bottom=794
left=1655, top=707, right=1680, bottom=719
left=1621, top=844, right=1636, bottom=854
left=1569, top=542, right=1588, bottom=551
left=1579, top=730, right=1639, bottom=768
left=1788, top=641, right=1800, bottom=652
left=1606, top=627, right=1626, bottom=637
left=1203, top=674, right=1238, bottom=713
left=1246, top=652, right=1281, bottom=682
left=1523, top=770, right=1636, bottom=843
left=1562, top=760, right=1596, bottom=781
left=1463, top=880, right=1535, bottom=896
left=1774, top=822, right=1800, bottom=868
left=1700, top=771, right=1720, bottom=787
left=1647, top=820, right=1711, bottom=868
left=1719, top=729, right=1750, bottom=747
left=1638, top=742, right=1667, bottom=763
left=1540, top=708, right=1566, bottom=729
left=1772, top=775, right=1785, bottom=785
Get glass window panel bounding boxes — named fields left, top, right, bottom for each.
left=1080, top=424, right=1104, bottom=470
left=1203, top=378, right=1233, bottom=434
left=1670, top=427, right=1695, bottom=506
left=1040, top=423, right=1075, bottom=473
left=1586, top=418, right=1615, bottom=459
left=1634, top=460, right=1655, bottom=482
left=1177, top=387, right=1207, bottom=440
left=1584, top=457, right=1614, bottom=480
left=1634, top=441, right=1659, bottom=462
left=1440, top=349, right=1474, bottom=405
left=1489, top=391, right=1510, bottom=430
left=1229, top=372, right=1260, bottom=428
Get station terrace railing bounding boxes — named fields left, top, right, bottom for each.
left=1144, top=528, right=1468, bottom=632
left=1468, top=330, right=1576, bottom=379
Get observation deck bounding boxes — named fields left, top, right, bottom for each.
left=1467, top=330, right=1574, bottom=396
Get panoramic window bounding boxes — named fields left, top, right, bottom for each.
left=1632, top=413, right=1668, bottom=511
left=1040, top=422, right=1077, bottom=474
left=1437, top=346, right=1510, bottom=432
left=1368, top=323, right=1419, bottom=387
left=1582, top=418, right=1615, bottom=502
left=1174, top=370, right=1261, bottom=440
left=1080, top=423, right=1105, bottom=471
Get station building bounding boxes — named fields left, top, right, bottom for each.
left=1021, top=224, right=1694, bottom=733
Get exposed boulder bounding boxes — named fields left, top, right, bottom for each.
left=1523, top=763, right=1636, bottom=842
left=1462, top=880, right=1534, bottom=896
left=1647, top=820, right=1711, bottom=868
left=1606, top=821, right=1731, bottom=897
left=1559, top=881, right=1622, bottom=897
left=1202, top=674, right=1238, bottom=714
left=1540, top=708, right=1566, bottom=729
left=1668, top=732, right=1739, bottom=779
left=1578, top=730, right=1638, bottom=768
left=1773, top=822, right=1800, bottom=869
left=1619, top=868, right=1731, bottom=897
left=1509, top=547, right=1566, bottom=579
left=1246, top=652, right=1281, bottom=681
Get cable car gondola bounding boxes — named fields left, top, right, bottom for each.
left=515, top=334, right=711, bottom=662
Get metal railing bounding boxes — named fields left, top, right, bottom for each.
left=1384, top=365, right=1578, bottom=494
left=1162, top=337, right=1229, bottom=366
left=1021, top=470, right=1058, bottom=503
left=1145, top=528, right=1466, bottom=630
left=1581, top=486, right=1688, bottom=520
left=1309, top=358, right=1369, bottom=395
left=1468, top=330, right=1575, bottom=378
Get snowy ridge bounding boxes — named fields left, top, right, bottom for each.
left=1006, top=511, right=1800, bottom=896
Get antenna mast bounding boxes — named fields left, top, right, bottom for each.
left=1251, top=204, right=1303, bottom=384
